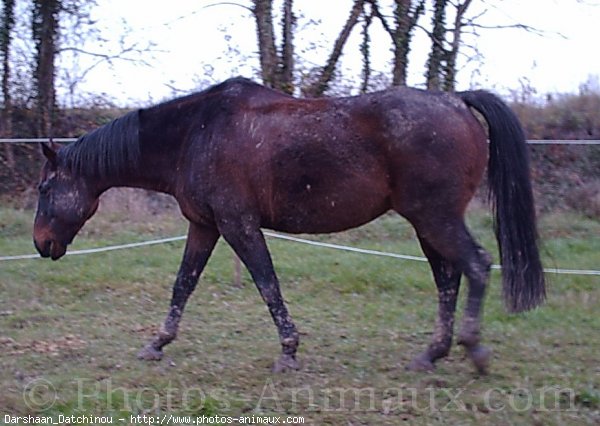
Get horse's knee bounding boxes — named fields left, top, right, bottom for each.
left=463, top=247, right=491, bottom=282
left=477, top=247, right=492, bottom=273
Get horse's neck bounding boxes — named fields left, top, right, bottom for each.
left=107, top=152, right=179, bottom=196
left=98, top=100, right=206, bottom=196
left=94, top=138, right=180, bottom=196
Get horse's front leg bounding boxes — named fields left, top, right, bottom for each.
left=218, top=220, right=300, bottom=372
left=137, top=223, right=219, bottom=361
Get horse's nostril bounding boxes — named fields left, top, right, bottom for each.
left=34, top=238, right=51, bottom=258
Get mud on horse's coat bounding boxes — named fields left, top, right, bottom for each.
left=33, top=78, right=545, bottom=374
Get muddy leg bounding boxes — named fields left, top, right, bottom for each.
left=407, top=216, right=492, bottom=373
left=137, top=223, right=219, bottom=361
left=456, top=245, right=492, bottom=374
left=407, top=238, right=461, bottom=372
left=219, top=221, right=299, bottom=372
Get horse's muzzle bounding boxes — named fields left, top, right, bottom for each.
left=34, top=238, right=67, bottom=260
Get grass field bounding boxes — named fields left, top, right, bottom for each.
left=1, top=196, right=599, bottom=425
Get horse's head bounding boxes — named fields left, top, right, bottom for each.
left=33, top=143, right=100, bottom=260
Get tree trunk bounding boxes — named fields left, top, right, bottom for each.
left=393, top=0, right=424, bottom=86
left=442, top=0, right=471, bottom=92
left=253, top=0, right=295, bottom=94
left=369, top=0, right=424, bottom=87
left=279, top=0, right=294, bottom=94
left=253, top=0, right=278, bottom=89
left=426, top=0, right=447, bottom=90
left=360, top=5, right=373, bottom=93
left=1, top=0, right=15, bottom=167
left=32, top=0, right=59, bottom=137
left=254, top=0, right=366, bottom=97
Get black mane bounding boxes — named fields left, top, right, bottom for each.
left=62, top=110, right=140, bottom=178
left=60, top=78, right=261, bottom=178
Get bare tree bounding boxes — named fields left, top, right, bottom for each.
left=32, top=0, right=59, bottom=136
left=253, top=0, right=295, bottom=94
left=442, top=0, right=472, bottom=91
left=280, top=0, right=294, bottom=92
left=423, top=0, right=475, bottom=91
left=425, top=0, right=447, bottom=90
left=359, top=2, right=374, bottom=93
left=369, top=0, right=425, bottom=86
left=254, top=0, right=278, bottom=88
left=253, top=0, right=366, bottom=97
left=28, top=0, right=157, bottom=127
left=1, top=0, right=15, bottom=167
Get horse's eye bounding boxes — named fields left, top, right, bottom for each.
left=38, top=182, right=50, bottom=194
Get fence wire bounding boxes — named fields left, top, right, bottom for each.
left=1, top=232, right=598, bottom=276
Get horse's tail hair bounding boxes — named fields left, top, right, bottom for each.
left=459, top=90, right=545, bottom=312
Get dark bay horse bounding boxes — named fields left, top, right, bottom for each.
left=33, top=77, right=545, bottom=374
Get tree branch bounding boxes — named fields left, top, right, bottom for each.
left=202, top=2, right=253, bottom=13
left=305, top=0, right=365, bottom=97
left=466, top=22, right=562, bottom=38
left=59, top=45, right=155, bottom=63
left=367, top=0, right=396, bottom=46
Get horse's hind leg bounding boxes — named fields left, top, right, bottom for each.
left=218, top=220, right=300, bottom=373
left=456, top=242, right=494, bottom=375
left=137, top=223, right=219, bottom=361
left=408, top=216, right=492, bottom=374
left=406, top=237, right=461, bottom=372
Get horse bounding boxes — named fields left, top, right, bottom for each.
left=33, top=77, right=545, bottom=374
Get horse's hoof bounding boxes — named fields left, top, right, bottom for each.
left=272, top=354, right=300, bottom=373
left=137, top=345, right=163, bottom=361
left=467, top=345, right=491, bottom=375
left=406, top=354, right=435, bottom=372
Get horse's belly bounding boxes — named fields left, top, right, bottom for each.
left=262, top=182, right=390, bottom=234
left=252, top=133, right=391, bottom=233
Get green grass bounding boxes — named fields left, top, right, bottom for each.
left=1, top=204, right=599, bottom=425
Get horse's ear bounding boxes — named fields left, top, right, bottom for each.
left=49, top=138, right=60, bottom=151
left=40, top=142, right=58, bottom=165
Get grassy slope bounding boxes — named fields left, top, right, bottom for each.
left=0, top=204, right=599, bottom=425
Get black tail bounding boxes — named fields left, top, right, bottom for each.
left=459, top=90, right=545, bottom=312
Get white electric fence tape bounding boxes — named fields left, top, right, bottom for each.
left=1, top=232, right=598, bottom=276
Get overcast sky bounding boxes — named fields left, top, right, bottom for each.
left=69, top=0, right=600, bottom=106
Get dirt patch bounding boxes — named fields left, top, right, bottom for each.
left=0, top=334, right=87, bottom=356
